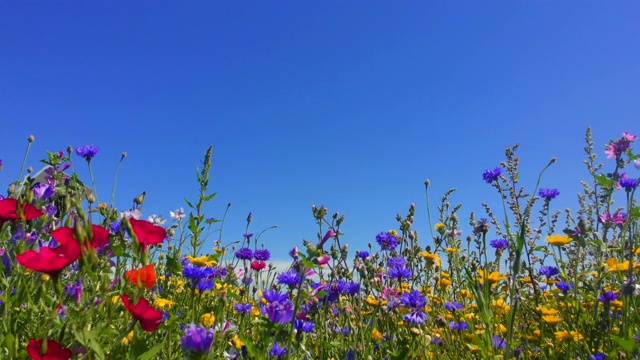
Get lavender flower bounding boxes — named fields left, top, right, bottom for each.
left=357, top=251, right=370, bottom=259
left=482, top=167, right=502, bottom=183
left=262, top=300, right=294, bottom=324
left=234, top=303, right=252, bottom=314
left=449, top=321, right=469, bottom=331
left=444, top=302, right=464, bottom=311
left=294, top=319, right=315, bottom=333
left=492, top=335, right=506, bottom=349
left=599, top=291, right=619, bottom=303
left=75, top=145, right=99, bottom=160
left=277, top=269, right=301, bottom=287
left=539, top=266, right=559, bottom=278
left=619, top=177, right=639, bottom=191
left=180, top=323, right=214, bottom=354
left=269, top=343, right=287, bottom=357
left=32, top=183, right=55, bottom=201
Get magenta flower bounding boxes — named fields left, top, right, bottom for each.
left=319, top=229, right=336, bottom=247
left=598, top=210, right=626, bottom=226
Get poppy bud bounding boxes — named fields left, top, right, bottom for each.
left=134, top=191, right=146, bottom=205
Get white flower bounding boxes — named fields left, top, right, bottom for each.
left=120, top=209, right=142, bottom=220
left=170, top=207, right=186, bottom=221
left=148, top=214, right=166, bottom=225
left=634, top=159, right=640, bottom=170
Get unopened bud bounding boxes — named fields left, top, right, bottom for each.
left=67, top=145, right=73, bottom=154
left=122, top=152, right=127, bottom=158
left=167, top=228, right=176, bottom=237
left=247, top=212, right=253, bottom=223
left=133, top=191, right=146, bottom=205
left=28, top=135, right=35, bottom=143
left=86, top=193, right=96, bottom=204
left=424, top=179, right=430, bottom=186
left=27, top=166, right=33, bottom=174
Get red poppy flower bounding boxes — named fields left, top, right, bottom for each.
left=16, top=240, right=81, bottom=276
left=251, top=260, right=266, bottom=271
left=125, top=264, right=157, bottom=289
left=121, top=294, right=163, bottom=332
left=129, top=218, right=166, bottom=251
left=52, top=225, right=109, bottom=250
left=27, top=338, right=72, bottom=360
left=0, top=198, right=44, bottom=221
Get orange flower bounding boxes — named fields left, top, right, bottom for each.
left=125, top=264, right=157, bottom=289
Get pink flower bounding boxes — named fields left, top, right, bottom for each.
left=319, top=229, right=336, bottom=247
left=598, top=210, right=626, bottom=226
left=623, top=132, right=637, bottom=141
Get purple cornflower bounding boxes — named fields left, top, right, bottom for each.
left=482, top=167, right=502, bottom=184
left=539, top=266, right=559, bottom=278
left=277, top=269, right=302, bottom=287
left=538, top=188, right=560, bottom=201
left=180, top=323, right=214, bottom=354
left=32, top=183, right=55, bottom=201
left=556, top=281, right=571, bottom=292
left=444, top=302, right=464, bottom=311
left=75, top=145, right=99, bottom=160
left=253, top=249, right=271, bottom=261
left=590, top=352, right=607, bottom=360
left=449, top=321, right=469, bottom=331
left=269, top=343, right=287, bottom=357
left=599, top=291, right=619, bottom=303
left=196, top=279, right=215, bottom=292
left=294, top=319, right=315, bottom=333
left=262, top=300, right=294, bottom=324
left=619, top=177, right=639, bottom=191
left=357, top=251, right=370, bottom=259
left=182, top=261, right=214, bottom=281
left=388, top=267, right=412, bottom=280
left=489, top=238, right=509, bottom=250
left=388, top=256, right=407, bottom=269
left=375, top=232, right=398, bottom=251
left=235, top=247, right=253, bottom=260
left=400, top=290, right=427, bottom=309
left=492, top=335, right=506, bottom=349
left=234, top=303, right=253, bottom=314
left=262, top=290, right=289, bottom=303
left=243, top=233, right=253, bottom=239
left=110, top=221, right=121, bottom=233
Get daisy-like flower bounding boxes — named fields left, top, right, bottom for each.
left=147, top=214, right=166, bottom=226
left=546, top=234, right=573, bottom=246
left=170, top=208, right=185, bottom=221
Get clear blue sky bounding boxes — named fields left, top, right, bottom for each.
left=1, top=2, right=639, bottom=262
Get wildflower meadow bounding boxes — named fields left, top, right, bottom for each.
left=2, top=128, right=640, bottom=359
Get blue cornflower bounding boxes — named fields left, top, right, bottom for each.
left=400, top=290, right=427, bottom=309
left=538, top=188, right=560, bottom=201
left=489, top=238, right=509, bottom=250
left=357, top=251, right=370, bottom=259
left=403, top=310, right=428, bottom=325
left=235, top=247, right=253, bottom=260
left=444, top=302, right=464, bottom=311
left=376, top=232, right=399, bottom=251
left=262, top=290, right=289, bottom=303
left=388, top=267, right=412, bottom=280
left=180, top=323, right=214, bottom=354
left=211, top=267, right=227, bottom=279
left=243, top=233, right=253, bottom=239
left=449, top=321, right=469, bottom=331
left=556, top=281, right=571, bottom=292
left=388, top=256, right=407, bottom=268
left=182, top=262, right=214, bottom=280
left=32, top=183, right=55, bottom=201
left=539, top=266, right=559, bottom=278
left=196, top=279, right=215, bottom=292
left=590, top=352, right=607, bottom=360
left=110, top=221, right=121, bottom=233
left=294, top=319, right=315, bottom=333
left=234, top=303, right=253, bottom=314
left=262, top=300, right=294, bottom=324
left=599, top=291, right=619, bottom=303
left=620, top=177, right=639, bottom=191
left=277, top=269, right=302, bottom=287
left=254, top=249, right=271, bottom=261
left=75, top=145, right=99, bottom=160
left=492, top=335, right=506, bottom=349
left=269, top=343, right=287, bottom=357
left=482, top=167, right=502, bottom=183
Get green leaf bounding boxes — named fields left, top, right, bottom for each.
left=628, top=206, right=640, bottom=219
left=594, top=173, right=616, bottom=188
left=203, top=192, right=217, bottom=201
left=611, top=334, right=636, bottom=353
left=184, top=197, right=195, bottom=209
left=138, top=343, right=164, bottom=360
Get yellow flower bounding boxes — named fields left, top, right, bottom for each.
left=536, top=306, right=559, bottom=315
left=231, top=334, right=244, bottom=349
left=607, top=258, right=631, bottom=272
left=546, top=234, right=573, bottom=246
left=477, top=270, right=507, bottom=285
left=154, top=298, right=175, bottom=310
left=493, top=299, right=511, bottom=315
left=435, top=223, right=446, bottom=234
left=456, top=289, right=472, bottom=299
left=418, top=251, right=441, bottom=267
left=444, top=247, right=459, bottom=254
left=542, top=315, right=563, bottom=324
left=366, top=295, right=384, bottom=306
left=185, top=255, right=217, bottom=267
left=41, top=274, right=50, bottom=281
left=200, top=313, right=215, bottom=327
left=388, top=229, right=399, bottom=237
left=121, top=331, right=134, bottom=345
left=111, top=295, right=120, bottom=304
left=437, top=278, right=452, bottom=288
left=555, top=330, right=583, bottom=342
left=372, top=329, right=384, bottom=341
left=214, top=247, right=226, bottom=254
left=98, top=203, right=108, bottom=210
left=495, top=323, right=507, bottom=333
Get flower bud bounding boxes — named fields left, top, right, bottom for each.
left=28, top=134, right=35, bottom=143
left=133, top=191, right=146, bottom=205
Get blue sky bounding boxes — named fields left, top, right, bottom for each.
left=1, top=2, right=639, bottom=262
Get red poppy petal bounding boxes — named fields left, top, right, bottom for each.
left=89, top=225, right=110, bottom=248
left=52, top=227, right=75, bottom=245
left=129, top=219, right=166, bottom=247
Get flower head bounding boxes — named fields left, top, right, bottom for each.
left=375, top=231, right=398, bottom=251
left=0, top=198, right=44, bottom=222
left=125, top=264, right=157, bottom=289
left=538, top=188, right=560, bottom=201
left=489, top=238, right=509, bottom=250
left=121, top=295, right=163, bottom=332
left=619, top=177, right=639, bottom=191
left=254, top=249, right=271, bottom=261
left=75, top=145, right=99, bottom=160
left=129, top=218, right=166, bottom=251
left=539, top=266, right=559, bottom=278
left=262, top=299, right=294, bottom=324
left=27, top=338, right=72, bottom=360
left=170, top=207, right=185, bottom=221
left=277, top=269, right=302, bottom=288
left=180, top=323, right=214, bottom=354
left=482, top=167, right=502, bottom=184
left=17, top=240, right=80, bottom=276
left=546, top=234, right=573, bottom=246
left=235, top=247, right=253, bottom=260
